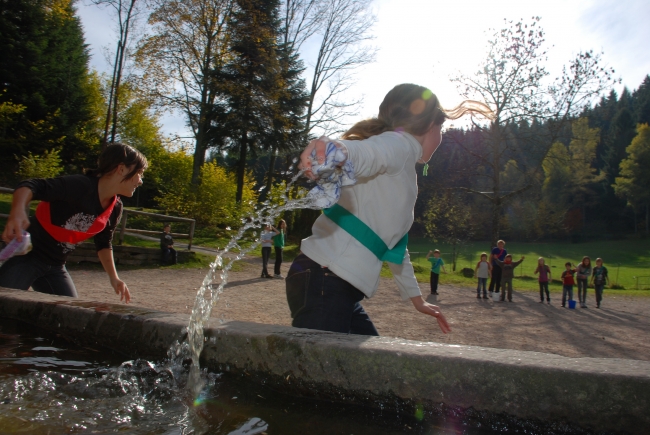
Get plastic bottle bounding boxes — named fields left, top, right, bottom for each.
left=0, top=232, right=32, bottom=265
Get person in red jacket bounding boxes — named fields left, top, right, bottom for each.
left=561, top=262, right=577, bottom=308
left=0, top=143, right=147, bottom=302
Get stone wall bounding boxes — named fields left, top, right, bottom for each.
left=0, top=288, right=647, bottom=434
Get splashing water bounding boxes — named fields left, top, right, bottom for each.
left=183, top=170, right=320, bottom=397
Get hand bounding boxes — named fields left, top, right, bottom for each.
left=410, top=296, right=451, bottom=334
left=520, top=256, right=525, bottom=260
left=299, top=137, right=329, bottom=180
left=2, top=208, right=30, bottom=243
left=110, top=277, right=131, bottom=304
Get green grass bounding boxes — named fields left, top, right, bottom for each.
left=401, top=238, right=650, bottom=295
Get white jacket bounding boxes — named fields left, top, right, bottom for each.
left=300, top=131, right=422, bottom=300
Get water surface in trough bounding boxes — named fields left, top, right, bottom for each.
left=0, top=317, right=517, bottom=434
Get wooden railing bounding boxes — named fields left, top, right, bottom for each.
left=118, top=209, right=196, bottom=250
left=0, top=187, right=15, bottom=218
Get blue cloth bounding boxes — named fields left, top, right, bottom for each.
left=491, top=247, right=507, bottom=266
left=307, top=140, right=356, bottom=209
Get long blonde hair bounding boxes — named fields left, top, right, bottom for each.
left=341, top=84, right=492, bottom=141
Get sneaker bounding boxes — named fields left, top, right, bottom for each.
left=274, top=274, right=284, bottom=279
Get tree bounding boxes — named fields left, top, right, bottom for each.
left=136, top=0, right=233, bottom=184
left=614, top=124, right=650, bottom=234
left=303, top=0, right=376, bottom=136
left=450, top=17, right=618, bottom=247
left=0, top=0, right=99, bottom=175
left=216, top=0, right=298, bottom=202
left=420, top=191, right=474, bottom=271
left=89, top=0, right=142, bottom=147
left=17, top=149, right=63, bottom=180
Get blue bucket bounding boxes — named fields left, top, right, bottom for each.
left=568, top=300, right=577, bottom=309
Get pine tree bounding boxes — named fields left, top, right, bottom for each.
left=216, top=0, right=305, bottom=202
left=0, top=0, right=98, bottom=177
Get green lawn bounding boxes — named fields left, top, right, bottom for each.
left=403, top=238, right=650, bottom=295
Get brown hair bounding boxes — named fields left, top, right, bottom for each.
left=341, top=84, right=492, bottom=141
left=581, top=256, right=591, bottom=267
left=87, top=143, right=148, bottom=181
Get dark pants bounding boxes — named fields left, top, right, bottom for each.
left=476, top=278, right=487, bottom=296
left=161, top=246, right=177, bottom=265
left=0, top=253, right=77, bottom=297
left=285, top=254, right=379, bottom=336
left=577, top=278, right=588, bottom=304
left=562, top=285, right=573, bottom=306
left=595, top=284, right=604, bottom=307
left=430, top=271, right=440, bottom=294
left=274, top=247, right=283, bottom=275
left=539, top=281, right=550, bottom=301
left=261, top=247, right=272, bottom=277
left=489, top=264, right=502, bottom=293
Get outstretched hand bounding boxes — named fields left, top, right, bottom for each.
left=299, top=136, right=330, bottom=180
left=110, top=277, right=131, bottom=304
left=2, top=209, right=30, bottom=243
left=410, top=296, right=451, bottom=334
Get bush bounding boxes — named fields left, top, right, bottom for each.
left=16, top=149, right=63, bottom=180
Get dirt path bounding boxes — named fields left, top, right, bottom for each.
left=69, top=259, right=650, bottom=361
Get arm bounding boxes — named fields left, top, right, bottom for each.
left=410, top=296, right=451, bottom=334
left=425, top=250, right=432, bottom=260
left=2, top=187, right=33, bottom=243
left=97, top=248, right=130, bottom=303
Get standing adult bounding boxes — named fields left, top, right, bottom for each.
left=273, top=219, right=287, bottom=278
left=0, top=143, right=147, bottom=302
left=488, top=240, right=507, bottom=294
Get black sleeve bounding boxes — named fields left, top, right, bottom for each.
left=160, top=232, right=166, bottom=248
left=94, top=199, right=123, bottom=252
left=17, top=175, right=93, bottom=203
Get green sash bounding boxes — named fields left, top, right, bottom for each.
left=323, top=204, right=408, bottom=264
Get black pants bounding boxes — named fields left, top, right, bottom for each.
left=489, top=264, right=502, bottom=293
left=261, top=247, right=272, bottom=277
left=539, top=281, right=550, bottom=301
left=274, top=247, right=283, bottom=275
left=161, top=246, right=177, bottom=265
left=285, top=254, right=379, bottom=335
left=430, top=272, right=440, bottom=294
left=0, top=253, right=77, bottom=297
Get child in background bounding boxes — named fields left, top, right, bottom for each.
left=561, top=262, right=576, bottom=308
left=474, top=253, right=491, bottom=299
left=160, top=223, right=177, bottom=265
left=576, top=256, right=592, bottom=308
left=260, top=224, right=279, bottom=278
left=272, top=219, right=287, bottom=279
left=426, top=249, right=446, bottom=295
left=494, top=254, right=524, bottom=302
left=590, top=258, right=609, bottom=309
left=534, top=257, right=551, bottom=304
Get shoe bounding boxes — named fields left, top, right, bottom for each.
left=265, top=275, right=274, bottom=279
left=476, top=294, right=481, bottom=298
left=274, top=274, right=284, bottom=279
left=482, top=296, right=489, bottom=299
left=494, top=290, right=500, bottom=293
left=508, top=299, right=513, bottom=302
left=597, top=304, right=600, bottom=308
left=561, top=304, right=565, bottom=307
left=539, top=300, right=544, bottom=303
left=547, top=299, right=550, bottom=304
left=433, top=292, right=439, bottom=295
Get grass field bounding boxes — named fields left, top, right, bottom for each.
left=3, top=193, right=649, bottom=294
left=403, top=238, right=650, bottom=295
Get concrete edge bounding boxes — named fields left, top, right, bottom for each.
left=1, top=288, right=648, bottom=434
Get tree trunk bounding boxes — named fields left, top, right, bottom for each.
left=264, top=146, right=277, bottom=200
left=236, top=133, right=248, bottom=202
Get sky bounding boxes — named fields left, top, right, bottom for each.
left=76, top=0, right=650, bottom=140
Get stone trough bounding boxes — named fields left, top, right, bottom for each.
left=1, top=287, right=648, bottom=434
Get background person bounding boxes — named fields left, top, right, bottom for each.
left=260, top=224, right=279, bottom=278
left=160, top=223, right=177, bottom=265
left=488, top=240, right=507, bottom=295
left=576, top=256, right=592, bottom=308
left=273, top=219, right=287, bottom=278
left=426, top=249, right=446, bottom=295
left=0, top=143, right=147, bottom=302
left=591, top=258, right=608, bottom=309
